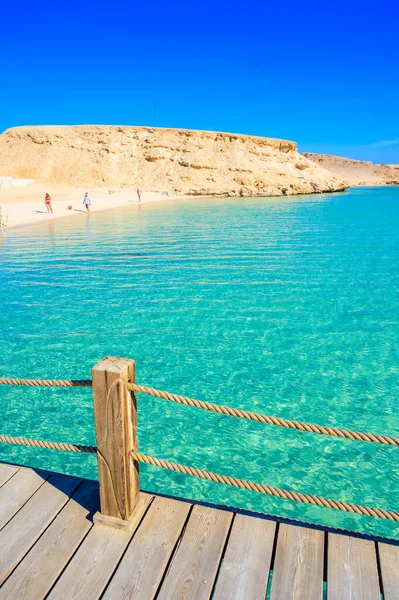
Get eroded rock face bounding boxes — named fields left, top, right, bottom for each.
left=0, top=126, right=347, bottom=196
left=303, top=153, right=399, bottom=187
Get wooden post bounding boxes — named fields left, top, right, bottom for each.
left=91, top=356, right=139, bottom=531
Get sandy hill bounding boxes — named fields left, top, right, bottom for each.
left=303, top=153, right=399, bottom=187
left=0, top=126, right=347, bottom=197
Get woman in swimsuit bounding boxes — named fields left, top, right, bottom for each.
left=44, top=193, right=53, bottom=214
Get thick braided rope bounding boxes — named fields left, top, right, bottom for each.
left=0, top=434, right=97, bottom=454
left=1, top=377, right=398, bottom=447
left=127, top=383, right=399, bottom=447
left=0, top=378, right=92, bottom=387
left=132, top=451, right=399, bottom=522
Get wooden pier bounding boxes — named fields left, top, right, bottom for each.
left=1, top=356, right=399, bottom=598
left=0, top=461, right=398, bottom=599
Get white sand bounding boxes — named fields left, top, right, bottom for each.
left=0, top=184, right=189, bottom=229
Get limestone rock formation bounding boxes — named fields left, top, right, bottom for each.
left=0, top=126, right=347, bottom=196
left=303, top=153, right=399, bottom=187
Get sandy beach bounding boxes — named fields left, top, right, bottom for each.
left=0, top=183, right=188, bottom=229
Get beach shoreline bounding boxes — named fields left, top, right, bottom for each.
left=0, top=183, right=194, bottom=229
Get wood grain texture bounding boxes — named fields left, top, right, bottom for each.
left=327, top=533, right=380, bottom=600
left=0, top=468, right=48, bottom=530
left=92, top=356, right=139, bottom=521
left=103, top=496, right=191, bottom=600
left=0, top=464, right=19, bottom=488
left=378, top=542, right=399, bottom=600
left=0, top=481, right=99, bottom=600
left=47, top=492, right=153, bottom=600
left=0, top=474, right=80, bottom=585
left=0, top=460, right=391, bottom=600
left=213, top=514, right=276, bottom=600
left=157, top=505, right=233, bottom=600
left=270, top=523, right=324, bottom=600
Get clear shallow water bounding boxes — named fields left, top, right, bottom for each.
left=0, top=187, right=398, bottom=539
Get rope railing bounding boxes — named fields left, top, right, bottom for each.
left=132, top=451, right=399, bottom=523
left=0, top=434, right=97, bottom=454
left=0, top=366, right=398, bottom=525
left=0, top=376, right=398, bottom=447
left=0, top=378, right=92, bottom=387
left=126, top=383, right=399, bottom=447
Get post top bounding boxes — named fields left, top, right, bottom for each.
left=92, top=357, right=135, bottom=373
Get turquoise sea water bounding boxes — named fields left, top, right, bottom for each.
left=0, top=187, right=398, bottom=539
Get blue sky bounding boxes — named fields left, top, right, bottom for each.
left=2, top=0, right=398, bottom=162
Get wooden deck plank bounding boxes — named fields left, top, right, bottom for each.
left=327, top=533, right=380, bottom=600
left=0, top=474, right=80, bottom=585
left=0, top=461, right=395, bottom=600
left=0, top=481, right=99, bottom=600
left=0, top=463, right=19, bottom=488
left=102, top=496, right=191, bottom=599
left=47, top=492, right=153, bottom=600
left=213, top=514, right=276, bottom=600
left=270, top=523, right=324, bottom=600
left=377, top=542, right=399, bottom=600
left=0, top=468, right=48, bottom=531
left=157, top=505, right=233, bottom=600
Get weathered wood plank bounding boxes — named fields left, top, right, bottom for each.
left=328, top=533, right=380, bottom=600
left=47, top=492, right=153, bottom=600
left=270, top=523, right=324, bottom=600
left=378, top=542, right=399, bottom=600
left=213, top=514, right=276, bottom=600
left=0, top=481, right=99, bottom=600
left=92, top=356, right=139, bottom=525
left=0, top=464, right=19, bottom=488
left=0, top=474, right=80, bottom=585
left=157, top=505, right=233, bottom=600
left=0, top=468, right=48, bottom=530
left=103, top=496, right=191, bottom=599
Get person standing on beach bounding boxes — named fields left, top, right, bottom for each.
left=83, top=192, right=91, bottom=212
left=44, top=193, right=53, bottom=214
left=136, top=188, right=141, bottom=202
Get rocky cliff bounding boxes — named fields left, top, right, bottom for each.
left=303, top=153, right=399, bottom=187
left=0, top=126, right=347, bottom=196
